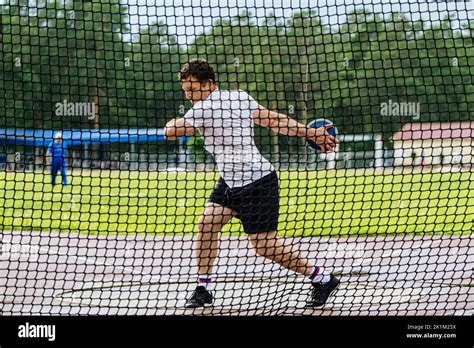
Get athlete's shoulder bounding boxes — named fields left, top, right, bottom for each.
left=200, top=89, right=255, bottom=108
left=233, top=90, right=258, bottom=109
left=227, top=89, right=256, bottom=101
left=234, top=88, right=250, bottom=95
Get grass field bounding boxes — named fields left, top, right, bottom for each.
left=0, top=169, right=472, bottom=236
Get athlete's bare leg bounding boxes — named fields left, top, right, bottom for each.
left=248, top=231, right=314, bottom=276
left=196, top=202, right=238, bottom=276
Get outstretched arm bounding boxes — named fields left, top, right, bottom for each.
left=164, top=118, right=196, bottom=140
left=252, top=104, right=338, bottom=152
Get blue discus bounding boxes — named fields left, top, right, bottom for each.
left=306, top=118, right=338, bottom=152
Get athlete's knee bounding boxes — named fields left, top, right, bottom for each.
left=253, top=244, right=269, bottom=256
left=197, top=215, right=220, bottom=234
left=249, top=232, right=277, bottom=256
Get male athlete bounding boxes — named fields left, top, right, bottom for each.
left=165, top=59, right=340, bottom=308
left=46, top=132, right=68, bottom=186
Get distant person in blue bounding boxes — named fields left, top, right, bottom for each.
left=46, top=132, right=68, bottom=186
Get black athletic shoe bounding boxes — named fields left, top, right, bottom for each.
left=305, top=274, right=340, bottom=308
left=185, top=286, right=213, bottom=308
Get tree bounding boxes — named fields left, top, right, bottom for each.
left=0, top=3, right=472, bottom=167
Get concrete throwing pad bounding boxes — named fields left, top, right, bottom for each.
left=0, top=231, right=472, bottom=315
left=53, top=278, right=426, bottom=315
left=54, top=280, right=305, bottom=312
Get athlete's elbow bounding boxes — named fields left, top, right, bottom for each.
left=265, top=117, right=282, bottom=132
left=253, top=115, right=272, bottom=129
left=254, top=109, right=281, bottom=130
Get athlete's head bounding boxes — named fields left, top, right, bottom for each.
left=179, top=59, right=217, bottom=104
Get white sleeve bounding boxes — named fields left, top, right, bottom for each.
left=183, top=103, right=206, bottom=128
left=184, top=100, right=216, bottom=129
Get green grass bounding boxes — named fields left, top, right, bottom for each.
left=0, top=169, right=472, bottom=236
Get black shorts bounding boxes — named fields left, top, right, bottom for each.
left=208, top=171, right=279, bottom=234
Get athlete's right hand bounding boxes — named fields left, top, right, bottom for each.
left=164, top=118, right=195, bottom=140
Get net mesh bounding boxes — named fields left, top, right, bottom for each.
left=0, top=0, right=472, bottom=315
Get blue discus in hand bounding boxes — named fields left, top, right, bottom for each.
left=306, top=118, right=338, bottom=152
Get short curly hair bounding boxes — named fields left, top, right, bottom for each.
left=179, top=59, right=216, bottom=83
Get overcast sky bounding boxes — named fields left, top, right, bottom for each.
left=124, top=0, right=473, bottom=43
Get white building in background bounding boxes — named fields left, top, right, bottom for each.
left=391, top=122, right=474, bottom=167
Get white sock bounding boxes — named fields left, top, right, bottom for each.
left=197, top=276, right=213, bottom=290
left=309, top=265, right=331, bottom=284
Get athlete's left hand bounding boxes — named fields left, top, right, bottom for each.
left=306, top=125, right=339, bottom=152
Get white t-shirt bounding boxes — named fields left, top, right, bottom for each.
left=184, top=89, right=275, bottom=188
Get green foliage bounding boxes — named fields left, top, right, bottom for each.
left=0, top=3, right=472, bottom=156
